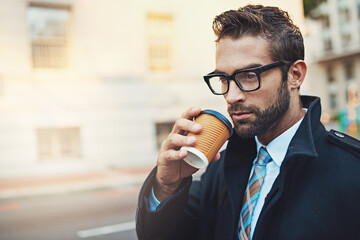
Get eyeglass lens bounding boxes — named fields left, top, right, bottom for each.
left=208, top=71, right=259, bottom=94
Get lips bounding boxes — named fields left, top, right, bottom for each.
left=230, top=112, right=253, bottom=121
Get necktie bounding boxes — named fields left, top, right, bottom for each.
left=238, top=147, right=272, bottom=240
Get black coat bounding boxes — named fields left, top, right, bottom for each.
left=136, top=96, right=360, bottom=240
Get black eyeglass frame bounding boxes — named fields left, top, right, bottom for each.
left=203, top=61, right=285, bottom=95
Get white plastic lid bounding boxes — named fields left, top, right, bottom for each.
left=181, top=146, right=209, bottom=169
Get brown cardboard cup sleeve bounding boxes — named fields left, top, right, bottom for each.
left=182, top=110, right=233, bottom=169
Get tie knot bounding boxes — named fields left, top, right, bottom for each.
left=256, top=147, right=272, bottom=166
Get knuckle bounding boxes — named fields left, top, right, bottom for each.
left=163, top=150, right=173, bottom=161
left=167, top=151, right=174, bottom=160
left=174, top=118, right=183, bottom=127
left=188, top=121, right=196, bottom=129
left=167, top=135, right=175, bottom=146
left=181, top=109, right=190, bottom=118
left=160, top=139, right=167, bottom=149
left=158, top=150, right=168, bottom=162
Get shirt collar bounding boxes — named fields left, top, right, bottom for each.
left=255, top=114, right=305, bottom=167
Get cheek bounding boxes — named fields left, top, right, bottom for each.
left=250, top=89, right=276, bottom=108
left=257, top=78, right=283, bottom=101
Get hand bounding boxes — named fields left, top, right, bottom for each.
left=154, top=107, right=221, bottom=202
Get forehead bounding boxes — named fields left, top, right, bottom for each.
left=215, top=36, right=272, bottom=73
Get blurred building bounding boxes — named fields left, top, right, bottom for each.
left=0, top=0, right=304, bottom=178
left=305, top=0, right=360, bottom=117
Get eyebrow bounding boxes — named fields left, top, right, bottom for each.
left=213, top=63, right=263, bottom=75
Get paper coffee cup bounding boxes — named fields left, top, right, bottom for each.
left=182, top=110, right=233, bottom=169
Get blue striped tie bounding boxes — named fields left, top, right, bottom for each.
left=238, top=147, right=272, bottom=240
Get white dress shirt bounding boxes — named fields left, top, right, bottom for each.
left=249, top=116, right=303, bottom=238
left=149, top=116, right=305, bottom=240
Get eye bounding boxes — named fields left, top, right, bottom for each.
left=219, top=76, right=228, bottom=83
left=236, top=72, right=257, bottom=81
left=244, top=72, right=257, bottom=79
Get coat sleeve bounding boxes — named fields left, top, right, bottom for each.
left=135, top=167, right=201, bottom=240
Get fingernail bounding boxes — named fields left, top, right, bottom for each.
left=192, top=107, right=200, bottom=112
left=187, top=136, right=196, bottom=144
left=179, top=150, right=187, bottom=158
left=192, top=124, right=202, bottom=131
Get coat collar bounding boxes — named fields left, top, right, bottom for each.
left=286, top=95, right=324, bottom=161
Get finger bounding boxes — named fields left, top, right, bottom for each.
left=181, top=107, right=202, bottom=120
left=163, top=133, right=197, bottom=150
left=159, top=148, right=188, bottom=163
left=172, top=118, right=202, bottom=135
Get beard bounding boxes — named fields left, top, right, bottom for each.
left=228, top=80, right=290, bottom=138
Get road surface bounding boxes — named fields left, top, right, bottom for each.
left=0, top=186, right=140, bottom=240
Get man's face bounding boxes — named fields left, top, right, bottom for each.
left=215, top=36, right=290, bottom=138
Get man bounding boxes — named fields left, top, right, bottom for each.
left=136, top=5, right=360, bottom=240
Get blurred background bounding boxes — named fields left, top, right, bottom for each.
left=0, top=0, right=359, bottom=239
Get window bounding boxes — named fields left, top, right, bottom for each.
left=341, top=34, right=351, bottom=46
left=337, top=7, right=352, bottom=46
left=327, top=66, right=337, bottom=110
left=321, top=15, right=330, bottom=28
left=339, top=8, right=350, bottom=23
left=323, top=39, right=333, bottom=51
left=155, top=121, right=174, bottom=149
left=37, top=127, right=81, bottom=160
left=330, top=93, right=337, bottom=109
left=146, top=13, right=174, bottom=71
left=344, top=62, right=354, bottom=81
left=27, top=4, right=71, bottom=68
left=327, top=67, right=335, bottom=83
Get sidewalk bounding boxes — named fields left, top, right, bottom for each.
left=0, top=166, right=153, bottom=200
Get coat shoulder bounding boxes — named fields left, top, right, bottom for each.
left=326, top=129, right=360, bottom=157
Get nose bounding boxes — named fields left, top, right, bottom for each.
left=224, top=80, right=246, bottom=104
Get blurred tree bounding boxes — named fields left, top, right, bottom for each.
left=303, top=0, right=326, bottom=18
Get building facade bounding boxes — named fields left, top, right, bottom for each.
left=305, top=0, right=360, bottom=135
left=0, top=0, right=304, bottom=178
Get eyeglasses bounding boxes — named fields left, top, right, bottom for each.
left=203, top=61, right=284, bottom=95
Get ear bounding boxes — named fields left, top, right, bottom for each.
left=287, top=60, right=307, bottom=90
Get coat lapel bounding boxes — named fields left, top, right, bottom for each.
left=223, top=134, right=257, bottom=238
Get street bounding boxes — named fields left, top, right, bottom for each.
left=0, top=186, right=140, bottom=240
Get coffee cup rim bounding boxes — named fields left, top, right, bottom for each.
left=199, top=110, right=233, bottom=135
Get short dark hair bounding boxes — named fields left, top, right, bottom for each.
left=213, top=5, right=304, bottom=79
